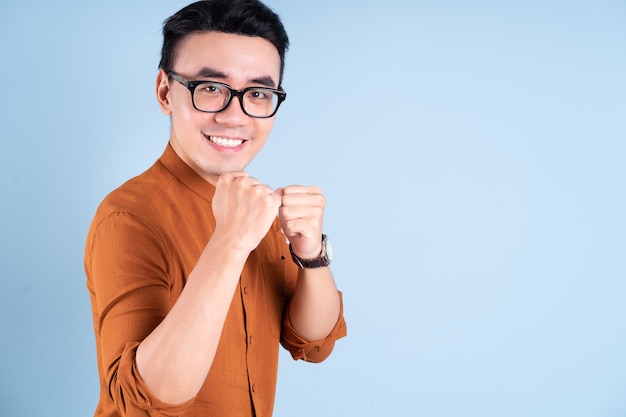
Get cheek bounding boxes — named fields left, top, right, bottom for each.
left=172, top=103, right=202, bottom=132
left=255, top=119, right=275, bottom=140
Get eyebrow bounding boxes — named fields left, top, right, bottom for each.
left=194, top=66, right=277, bottom=88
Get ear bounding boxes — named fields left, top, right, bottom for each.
left=156, top=69, right=172, bottom=115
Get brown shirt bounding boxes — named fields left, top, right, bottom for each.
left=85, top=144, right=346, bottom=417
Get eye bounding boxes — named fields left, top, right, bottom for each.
left=205, top=85, right=218, bottom=93
left=248, top=89, right=271, bottom=101
left=198, top=82, right=225, bottom=95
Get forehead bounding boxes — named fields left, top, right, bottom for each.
left=173, top=31, right=281, bottom=86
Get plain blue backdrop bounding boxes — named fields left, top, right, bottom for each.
left=1, top=1, right=625, bottom=416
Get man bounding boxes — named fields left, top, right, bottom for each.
left=84, top=1, right=347, bottom=416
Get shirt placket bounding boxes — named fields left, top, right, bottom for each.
left=240, top=276, right=260, bottom=415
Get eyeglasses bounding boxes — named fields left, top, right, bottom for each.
left=167, top=71, right=286, bottom=118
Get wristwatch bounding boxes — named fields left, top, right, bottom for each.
left=289, top=234, right=333, bottom=269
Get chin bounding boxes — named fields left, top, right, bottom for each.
left=204, top=163, right=249, bottom=177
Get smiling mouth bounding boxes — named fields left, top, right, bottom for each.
left=206, top=135, right=245, bottom=148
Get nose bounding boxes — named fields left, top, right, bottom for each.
left=214, top=94, right=248, bottom=125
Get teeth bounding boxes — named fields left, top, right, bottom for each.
left=209, top=136, right=244, bottom=148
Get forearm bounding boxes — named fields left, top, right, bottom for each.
left=135, top=234, right=249, bottom=405
left=288, top=267, right=341, bottom=341
left=135, top=172, right=282, bottom=405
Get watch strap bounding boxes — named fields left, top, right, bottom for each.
left=289, top=234, right=331, bottom=269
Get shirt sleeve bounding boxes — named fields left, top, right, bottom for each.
left=86, top=212, right=195, bottom=417
left=280, top=291, right=347, bottom=363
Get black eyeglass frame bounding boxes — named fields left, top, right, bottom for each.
left=166, top=70, right=287, bottom=119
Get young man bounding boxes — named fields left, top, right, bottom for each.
left=84, top=1, right=347, bottom=416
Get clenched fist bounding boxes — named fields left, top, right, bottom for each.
left=212, top=172, right=282, bottom=253
left=276, top=185, right=326, bottom=260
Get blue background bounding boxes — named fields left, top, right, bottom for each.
left=1, top=1, right=625, bottom=416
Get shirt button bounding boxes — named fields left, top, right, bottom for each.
left=251, top=384, right=257, bottom=393
left=249, top=336, right=253, bottom=344
left=243, top=286, right=249, bottom=295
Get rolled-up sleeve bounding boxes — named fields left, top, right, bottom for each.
left=280, top=292, right=347, bottom=363
left=111, top=342, right=195, bottom=417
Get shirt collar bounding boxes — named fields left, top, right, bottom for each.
left=159, top=143, right=216, bottom=202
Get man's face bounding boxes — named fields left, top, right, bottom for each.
left=157, top=31, right=282, bottom=184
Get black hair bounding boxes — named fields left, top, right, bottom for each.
left=159, top=0, right=289, bottom=83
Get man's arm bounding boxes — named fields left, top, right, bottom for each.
left=288, top=267, right=341, bottom=340
left=276, top=186, right=341, bottom=340
left=135, top=172, right=281, bottom=405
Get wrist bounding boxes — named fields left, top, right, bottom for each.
left=207, top=230, right=253, bottom=260
left=289, top=234, right=333, bottom=269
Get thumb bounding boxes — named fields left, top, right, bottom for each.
left=274, top=187, right=285, bottom=198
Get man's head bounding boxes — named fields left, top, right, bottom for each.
left=159, top=0, right=289, bottom=85
left=155, top=0, right=290, bottom=184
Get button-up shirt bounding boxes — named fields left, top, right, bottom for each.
left=85, top=144, right=347, bottom=417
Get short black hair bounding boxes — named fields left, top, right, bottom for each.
left=159, top=0, right=289, bottom=83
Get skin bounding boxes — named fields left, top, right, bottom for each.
left=135, top=31, right=341, bottom=405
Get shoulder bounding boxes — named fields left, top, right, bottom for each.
left=85, top=162, right=176, bottom=258
left=86, top=162, right=182, bottom=249
left=95, top=161, right=175, bottom=220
